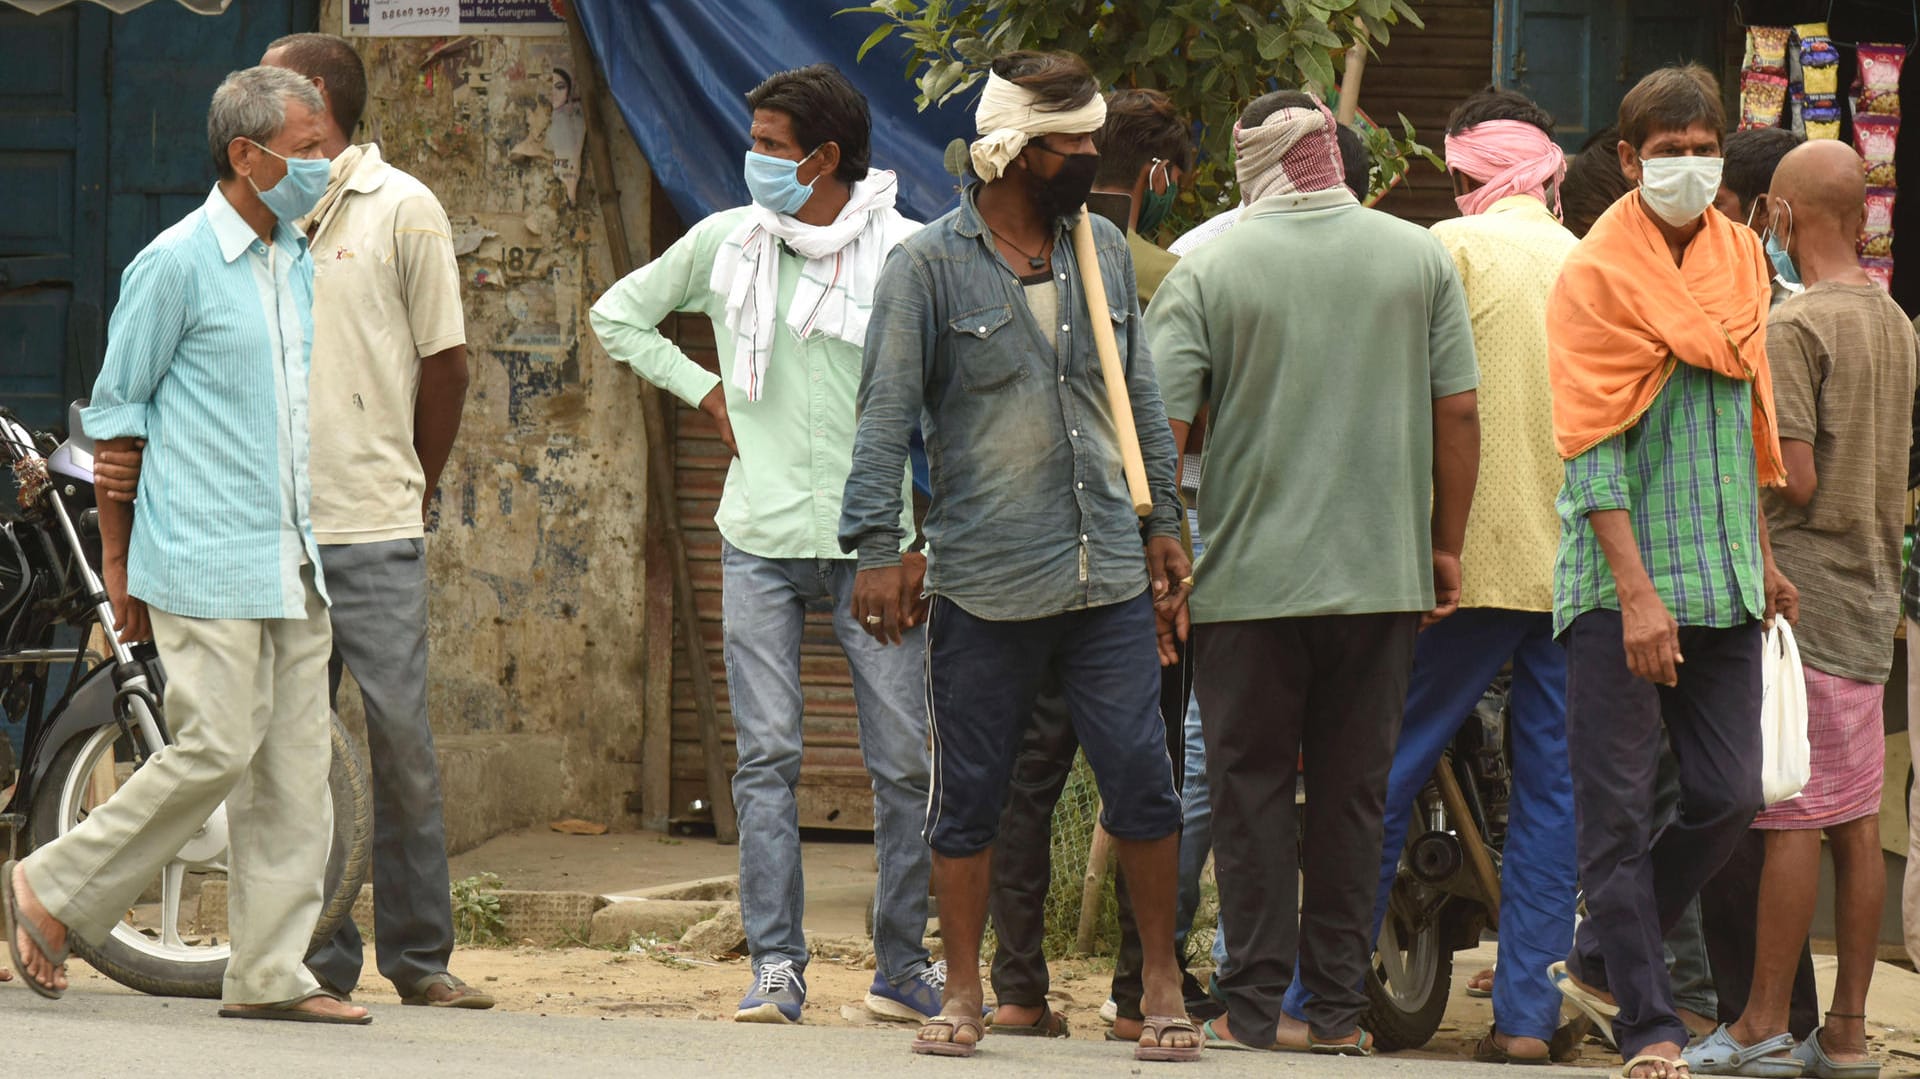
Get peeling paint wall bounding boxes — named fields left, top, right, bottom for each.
left=317, top=1, right=658, bottom=851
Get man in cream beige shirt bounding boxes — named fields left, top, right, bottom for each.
left=98, top=33, right=482, bottom=1007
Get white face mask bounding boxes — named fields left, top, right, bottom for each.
left=1637, top=155, right=1723, bottom=227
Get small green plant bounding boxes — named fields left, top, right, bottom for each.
left=451, top=872, right=507, bottom=946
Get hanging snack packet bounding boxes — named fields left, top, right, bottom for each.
left=1856, top=44, right=1906, bottom=114
left=1855, top=115, right=1900, bottom=185
left=1741, top=71, right=1790, bottom=129
left=1863, top=257, right=1895, bottom=291
left=1746, top=26, right=1792, bottom=74
left=1866, top=187, right=1898, bottom=235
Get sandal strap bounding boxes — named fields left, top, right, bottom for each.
left=1825, top=1011, right=1868, bottom=1019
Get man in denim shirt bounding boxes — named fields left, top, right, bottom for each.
left=839, top=51, right=1194, bottom=1061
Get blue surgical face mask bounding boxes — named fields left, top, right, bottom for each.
left=246, top=139, right=332, bottom=223
left=1760, top=198, right=1803, bottom=289
left=743, top=145, right=821, bottom=216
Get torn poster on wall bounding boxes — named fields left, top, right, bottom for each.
left=509, top=43, right=586, bottom=203
left=344, top=0, right=565, bottom=35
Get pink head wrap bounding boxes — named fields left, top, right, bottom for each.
left=1444, top=119, right=1566, bottom=217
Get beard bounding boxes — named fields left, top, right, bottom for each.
left=1032, top=152, right=1100, bottom=221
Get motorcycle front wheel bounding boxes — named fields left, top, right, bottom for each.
left=1360, top=881, right=1454, bottom=1052
left=29, top=711, right=372, bottom=998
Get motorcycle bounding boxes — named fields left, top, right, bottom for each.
left=0, top=404, right=372, bottom=997
left=1361, top=677, right=1513, bottom=1052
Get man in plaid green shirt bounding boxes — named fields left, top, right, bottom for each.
left=1544, top=67, right=1798, bottom=1079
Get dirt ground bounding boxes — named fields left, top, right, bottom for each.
left=40, top=828, right=1920, bottom=1074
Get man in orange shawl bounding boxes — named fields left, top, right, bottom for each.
left=1543, top=65, right=1799, bottom=1079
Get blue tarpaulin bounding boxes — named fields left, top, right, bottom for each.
left=573, top=0, right=976, bottom=230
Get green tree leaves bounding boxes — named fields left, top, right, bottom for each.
left=837, top=0, right=1438, bottom=240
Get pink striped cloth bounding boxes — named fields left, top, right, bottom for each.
left=1753, top=664, right=1886, bottom=830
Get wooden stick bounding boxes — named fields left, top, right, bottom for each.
left=564, top=6, right=738, bottom=843
left=1070, top=210, right=1152, bottom=518
left=1076, top=816, right=1115, bottom=954
left=1337, top=22, right=1369, bottom=127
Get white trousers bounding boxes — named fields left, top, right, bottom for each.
left=25, top=571, right=333, bottom=1004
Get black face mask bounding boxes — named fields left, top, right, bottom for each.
left=1029, top=150, right=1100, bottom=221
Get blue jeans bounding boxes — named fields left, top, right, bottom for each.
left=1174, top=507, right=1226, bottom=969
left=1281, top=609, right=1577, bottom=1041
left=720, top=541, right=933, bottom=986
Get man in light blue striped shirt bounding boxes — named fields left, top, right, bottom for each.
left=3, top=66, right=368, bottom=1025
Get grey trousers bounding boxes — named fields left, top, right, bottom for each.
left=27, top=570, right=332, bottom=1005
left=304, top=538, right=454, bottom=996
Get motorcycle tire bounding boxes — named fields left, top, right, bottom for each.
left=1360, top=899, right=1455, bottom=1053
left=29, top=711, right=373, bottom=999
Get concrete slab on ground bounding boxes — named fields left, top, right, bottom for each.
left=447, top=827, right=878, bottom=938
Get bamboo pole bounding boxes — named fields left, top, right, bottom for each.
left=564, top=7, right=738, bottom=844
left=1068, top=212, right=1151, bottom=517
left=1075, top=815, right=1115, bottom=954
left=1337, top=23, right=1370, bottom=127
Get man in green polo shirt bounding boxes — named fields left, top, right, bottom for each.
left=1147, top=89, right=1481, bottom=1054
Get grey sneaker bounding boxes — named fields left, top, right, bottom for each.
left=736, top=958, right=807, bottom=1024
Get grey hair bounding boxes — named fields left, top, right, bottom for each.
left=207, top=65, right=325, bottom=180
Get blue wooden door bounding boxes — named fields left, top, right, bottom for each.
left=0, top=6, right=109, bottom=431
left=0, top=0, right=317, bottom=434
left=1500, top=0, right=1727, bottom=152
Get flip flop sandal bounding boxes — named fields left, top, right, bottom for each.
left=1681, top=1024, right=1802, bottom=1077
left=1468, top=965, right=1497, bottom=999
left=1474, top=1024, right=1552, bottom=1066
left=1134, top=1015, right=1203, bottom=1063
left=1553, top=1012, right=1596, bottom=1063
left=2, top=859, right=68, bottom=1000
left=1552, top=961, right=1620, bottom=1050
left=1309, top=1029, right=1375, bottom=1057
left=993, top=1004, right=1069, bottom=1038
left=219, top=989, right=372, bottom=1025
left=912, top=1014, right=985, bottom=1058
left=402, top=971, right=496, bottom=1009
left=1620, top=1054, right=1692, bottom=1079
left=1792, top=1026, right=1880, bottom=1078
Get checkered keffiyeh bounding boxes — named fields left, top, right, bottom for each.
left=1233, top=97, right=1345, bottom=204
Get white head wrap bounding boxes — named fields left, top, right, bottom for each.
left=969, top=71, right=1108, bottom=181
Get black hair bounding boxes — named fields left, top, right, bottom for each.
left=1561, top=125, right=1634, bottom=238
left=552, top=67, right=577, bottom=102
left=1239, top=89, right=1319, bottom=130
left=1094, top=88, right=1193, bottom=186
left=989, top=50, right=1098, bottom=112
left=1721, top=127, right=1805, bottom=215
left=1447, top=86, right=1554, bottom=137
left=265, top=32, right=368, bottom=140
left=1335, top=124, right=1371, bottom=199
left=1619, top=64, right=1724, bottom=153
left=745, top=63, right=871, bottom=184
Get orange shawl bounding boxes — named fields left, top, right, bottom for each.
left=1546, top=193, right=1784, bottom=485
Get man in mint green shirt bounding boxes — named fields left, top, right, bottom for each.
left=587, top=65, right=936, bottom=1027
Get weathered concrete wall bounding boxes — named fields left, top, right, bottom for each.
left=316, top=3, right=657, bottom=851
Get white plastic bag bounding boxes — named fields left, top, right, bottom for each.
left=1759, top=620, right=1811, bottom=806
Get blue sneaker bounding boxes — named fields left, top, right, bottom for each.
left=864, top=959, right=947, bottom=1022
left=736, top=958, right=807, bottom=1024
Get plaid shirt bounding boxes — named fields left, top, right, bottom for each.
left=1553, top=361, right=1766, bottom=636
left=1903, top=536, right=1920, bottom=623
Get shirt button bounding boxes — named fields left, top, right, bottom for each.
left=1058, top=272, right=1066, bottom=281
left=1731, top=542, right=1741, bottom=551
left=1721, top=475, right=1731, bottom=484
left=1061, top=324, right=1071, bottom=333
left=1070, top=429, right=1079, bottom=437
left=1081, top=534, right=1089, bottom=542
left=1076, top=482, right=1084, bottom=490
left=1058, top=375, right=1065, bottom=383
left=1715, top=407, right=1724, bottom=416
left=978, top=326, right=988, bottom=333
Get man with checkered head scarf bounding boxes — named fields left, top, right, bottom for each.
left=1146, top=89, right=1482, bottom=1053
left=839, top=49, right=1197, bottom=1063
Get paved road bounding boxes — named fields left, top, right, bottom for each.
left=9, top=988, right=1557, bottom=1077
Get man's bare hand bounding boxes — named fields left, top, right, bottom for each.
left=899, top=551, right=930, bottom=630
left=1621, top=588, right=1683, bottom=686
left=852, top=564, right=909, bottom=645
left=94, top=440, right=145, bottom=503
left=1423, top=549, right=1462, bottom=629
left=1145, top=535, right=1191, bottom=666
left=699, top=384, right=737, bottom=457
left=104, top=558, right=151, bottom=644
left=1764, top=560, right=1799, bottom=629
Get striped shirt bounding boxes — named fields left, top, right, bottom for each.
left=1552, top=360, right=1765, bottom=636
left=83, top=186, right=326, bottom=620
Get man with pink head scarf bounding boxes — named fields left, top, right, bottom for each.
left=1285, top=86, right=1583, bottom=1063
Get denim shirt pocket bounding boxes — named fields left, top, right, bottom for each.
left=948, top=304, right=1031, bottom=393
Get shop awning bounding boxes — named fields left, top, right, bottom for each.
left=1, top=0, right=227, bottom=13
